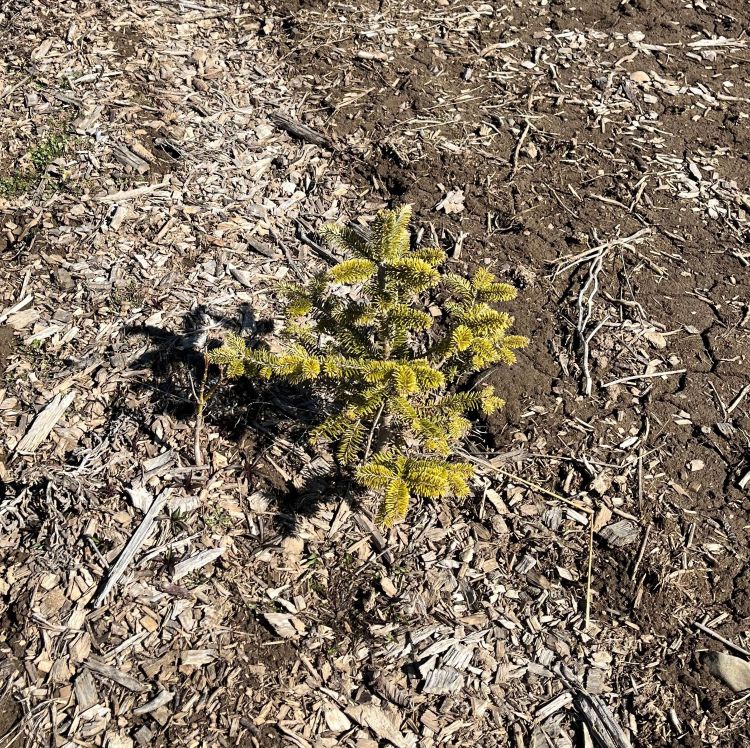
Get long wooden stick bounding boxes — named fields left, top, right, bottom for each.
left=585, top=516, right=594, bottom=630
left=92, top=489, right=169, bottom=607
left=270, top=112, right=332, bottom=148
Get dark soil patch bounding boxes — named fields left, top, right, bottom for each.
left=0, top=652, right=23, bottom=748
left=0, top=326, right=14, bottom=377
left=0, top=693, right=22, bottom=748
left=221, top=614, right=296, bottom=747
left=240, top=616, right=297, bottom=679
left=110, top=26, right=140, bottom=59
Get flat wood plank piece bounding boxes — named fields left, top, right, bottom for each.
left=15, top=391, right=76, bottom=454
left=269, top=111, right=332, bottom=148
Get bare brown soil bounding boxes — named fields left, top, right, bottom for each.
left=0, top=694, right=23, bottom=748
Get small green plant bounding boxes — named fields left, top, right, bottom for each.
left=0, top=172, right=34, bottom=198
left=29, top=133, right=66, bottom=172
left=210, top=205, right=528, bottom=525
left=203, top=507, right=232, bottom=530
left=167, top=507, right=189, bottom=532
left=0, top=132, right=67, bottom=198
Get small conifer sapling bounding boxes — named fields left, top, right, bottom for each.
left=209, top=205, right=528, bottom=526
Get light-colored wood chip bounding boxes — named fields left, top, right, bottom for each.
left=15, top=391, right=76, bottom=454
left=422, top=668, right=464, bottom=694
left=172, top=547, right=225, bottom=581
left=85, top=656, right=149, bottom=693
left=262, top=612, right=306, bottom=639
left=92, top=490, right=170, bottom=607
left=346, top=704, right=417, bottom=748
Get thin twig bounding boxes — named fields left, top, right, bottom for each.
left=576, top=245, right=607, bottom=395
left=509, top=120, right=531, bottom=179
left=457, top=449, right=594, bottom=514
left=585, top=514, right=594, bottom=630
left=552, top=228, right=651, bottom=276
left=637, top=446, right=644, bottom=514
left=295, top=217, right=339, bottom=265
left=602, top=369, right=686, bottom=388
left=694, top=621, right=750, bottom=658
left=727, top=383, right=750, bottom=415
left=194, top=353, right=208, bottom=467
left=630, top=523, right=650, bottom=581
left=363, top=401, right=386, bottom=462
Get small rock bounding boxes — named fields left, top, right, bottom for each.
left=644, top=330, right=667, bottom=349
left=688, top=459, right=705, bottom=472
left=255, top=124, right=275, bottom=141
left=134, top=726, right=153, bottom=746
left=629, top=70, right=651, bottom=84
left=627, top=31, right=645, bottom=44
left=324, top=706, right=352, bottom=732
left=523, top=141, right=539, bottom=159
left=702, top=652, right=750, bottom=692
